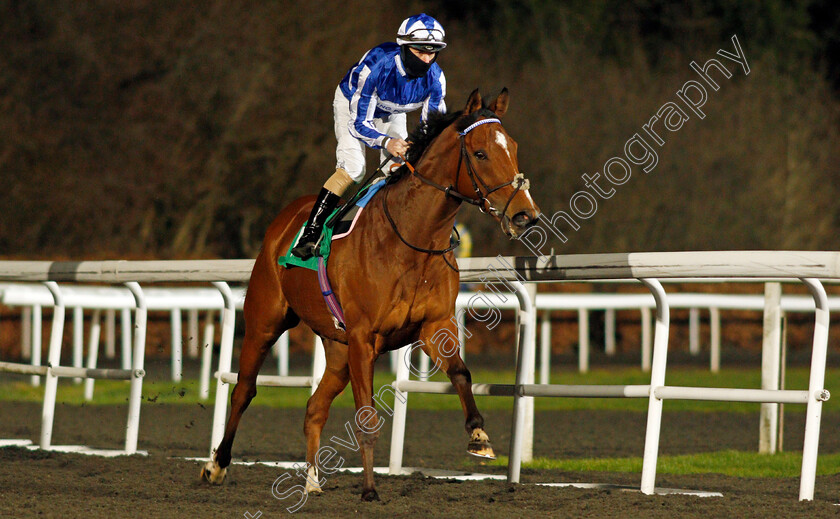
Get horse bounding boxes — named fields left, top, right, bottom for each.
left=201, top=88, right=541, bottom=501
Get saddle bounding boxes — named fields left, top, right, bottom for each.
left=277, top=179, right=387, bottom=271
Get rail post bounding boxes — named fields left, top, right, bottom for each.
left=124, top=282, right=147, bottom=454
left=507, top=281, right=537, bottom=483
left=799, top=278, right=830, bottom=501
left=209, top=282, right=236, bottom=456
left=639, top=278, right=670, bottom=495
left=759, top=282, right=782, bottom=453
left=39, top=282, right=65, bottom=449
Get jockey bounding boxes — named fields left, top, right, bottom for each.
left=291, top=13, right=447, bottom=259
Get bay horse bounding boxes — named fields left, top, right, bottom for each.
left=201, top=88, right=540, bottom=501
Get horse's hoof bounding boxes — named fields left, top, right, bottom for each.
left=361, top=489, right=380, bottom=502
left=467, top=428, right=496, bottom=459
left=467, top=442, right=496, bottom=459
left=200, top=460, right=227, bottom=484
left=304, top=466, right=323, bottom=494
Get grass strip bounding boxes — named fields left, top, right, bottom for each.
left=486, top=450, right=840, bottom=478
left=0, top=366, right=835, bottom=414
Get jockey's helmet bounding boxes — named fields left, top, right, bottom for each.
left=396, top=14, right=446, bottom=53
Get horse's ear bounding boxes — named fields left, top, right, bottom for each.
left=489, top=87, right=509, bottom=117
left=463, top=88, right=483, bottom=115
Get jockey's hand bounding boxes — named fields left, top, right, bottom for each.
left=385, top=137, right=410, bottom=157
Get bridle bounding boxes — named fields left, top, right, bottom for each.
left=405, top=118, right=530, bottom=218
left=382, top=116, right=531, bottom=262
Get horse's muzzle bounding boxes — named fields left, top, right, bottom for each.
left=512, top=211, right=533, bottom=228
left=504, top=209, right=540, bottom=238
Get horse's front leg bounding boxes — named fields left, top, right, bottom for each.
left=419, top=319, right=495, bottom=459
left=303, top=338, right=349, bottom=494
left=346, top=333, right=381, bottom=501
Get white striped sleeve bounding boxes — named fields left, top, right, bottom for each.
left=347, top=66, right=388, bottom=148
left=422, top=70, right=447, bottom=120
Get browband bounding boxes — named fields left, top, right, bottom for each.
left=459, top=118, right=501, bottom=136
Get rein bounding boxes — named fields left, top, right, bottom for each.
left=382, top=185, right=460, bottom=255
left=381, top=117, right=530, bottom=264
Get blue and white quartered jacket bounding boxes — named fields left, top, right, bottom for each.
left=338, top=42, right=446, bottom=149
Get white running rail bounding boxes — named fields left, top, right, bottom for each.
left=0, top=251, right=835, bottom=500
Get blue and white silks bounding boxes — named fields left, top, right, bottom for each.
left=338, top=42, right=446, bottom=149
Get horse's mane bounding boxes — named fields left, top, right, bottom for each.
left=402, top=110, right=461, bottom=166
left=391, top=107, right=497, bottom=179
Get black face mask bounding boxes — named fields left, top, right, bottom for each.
left=400, top=45, right=437, bottom=78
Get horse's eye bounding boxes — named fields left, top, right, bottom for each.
left=474, top=150, right=487, bottom=160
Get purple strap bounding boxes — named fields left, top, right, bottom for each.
left=317, top=257, right=346, bottom=330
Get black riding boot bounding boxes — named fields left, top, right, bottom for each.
left=290, top=188, right=342, bottom=260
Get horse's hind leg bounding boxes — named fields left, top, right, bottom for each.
left=420, top=319, right=495, bottom=459
left=301, top=338, right=349, bottom=493
left=202, top=261, right=299, bottom=484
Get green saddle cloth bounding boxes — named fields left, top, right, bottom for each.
left=276, top=179, right=387, bottom=271
left=277, top=219, right=336, bottom=271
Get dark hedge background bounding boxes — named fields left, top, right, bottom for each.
left=2, top=0, right=839, bottom=260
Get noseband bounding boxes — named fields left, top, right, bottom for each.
left=382, top=116, right=531, bottom=259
